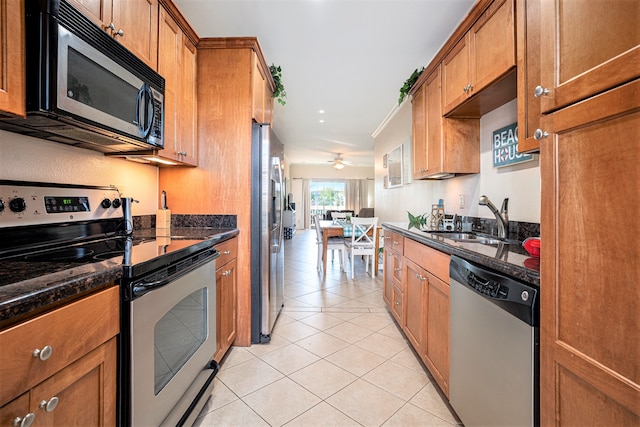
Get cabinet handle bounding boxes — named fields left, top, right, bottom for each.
left=534, top=85, right=550, bottom=97
left=533, top=129, right=549, bottom=140
left=222, top=270, right=231, bottom=276
left=105, top=22, right=116, bottom=32
left=416, top=273, right=426, bottom=281
left=395, top=301, right=400, bottom=305
left=393, top=241, right=399, bottom=245
left=114, top=29, right=124, bottom=37
left=384, top=236, right=390, bottom=239
left=223, top=250, right=231, bottom=255
left=39, top=397, right=59, bottom=413
left=12, top=413, right=35, bottom=427
left=32, top=345, right=53, bottom=361
left=394, top=267, right=401, bottom=272
left=463, top=84, right=469, bottom=93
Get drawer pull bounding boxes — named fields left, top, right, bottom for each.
left=32, top=345, right=53, bottom=361
left=394, top=267, right=401, bottom=272
left=12, top=413, right=35, bottom=427
left=39, top=397, right=59, bottom=412
left=222, top=270, right=232, bottom=276
left=222, top=250, right=231, bottom=255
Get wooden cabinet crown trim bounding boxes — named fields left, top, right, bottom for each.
left=197, top=37, right=276, bottom=91
left=409, top=0, right=493, bottom=96
left=159, top=0, right=199, bottom=45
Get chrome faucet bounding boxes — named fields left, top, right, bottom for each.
left=479, top=195, right=509, bottom=239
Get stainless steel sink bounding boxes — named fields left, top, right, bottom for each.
left=426, top=231, right=520, bottom=246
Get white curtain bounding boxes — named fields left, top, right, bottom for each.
left=345, top=179, right=369, bottom=214
left=302, top=179, right=310, bottom=229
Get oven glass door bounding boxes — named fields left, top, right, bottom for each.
left=131, top=259, right=216, bottom=426
left=56, top=25, right=151, bottom=139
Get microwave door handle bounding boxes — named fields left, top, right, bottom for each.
left=135, top=83, right=153, bottom=137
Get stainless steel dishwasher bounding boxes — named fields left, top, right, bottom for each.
left=449, top=255, right=539, bottom=427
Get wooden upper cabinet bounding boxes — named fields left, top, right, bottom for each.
left=413, top=65, right=480, bottom=179
left=411, top=84, right=427, bottom=179
left=67, top=0, right=158, bottom=69
left=442, top=0, right=516, bottom=117
left=157, top=7, right=197, bottom=166
left=252, top=53, right=273, bottom=124
left=0, top=0, right=26, bottom=117
left=515, top=0, right=541, bottom=153
left=538, top=0, right=640, bottom=114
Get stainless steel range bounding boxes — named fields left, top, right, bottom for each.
left=0, top=180, right=220, bottom=426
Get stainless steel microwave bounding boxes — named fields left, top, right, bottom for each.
left=0, top=0, right=164, bottom=153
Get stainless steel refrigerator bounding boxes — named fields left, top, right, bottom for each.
left=251, top=123, right=285, bottom=343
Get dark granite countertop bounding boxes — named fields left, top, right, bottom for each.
left=383, top=222, right=540, bottom=286
left=0, top=227, right=239, bottom=330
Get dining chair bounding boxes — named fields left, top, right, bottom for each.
left=331, top=211, right=349, bottom=221
left=313, top=214, right=346, bottom=273
left=344, top=217, right=379, bottom=279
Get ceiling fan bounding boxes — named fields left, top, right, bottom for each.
left=328, top=153, right=354, bottom=170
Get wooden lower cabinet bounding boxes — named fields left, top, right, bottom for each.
left=0, top=287, right=119, bottom=426
left=540, top=79, right=640, bottom=426
left=392, top=237, right=451, bottom=397
left=214, top=237, right=238, bottom=362
left=383, top=231, right=404, bottom=324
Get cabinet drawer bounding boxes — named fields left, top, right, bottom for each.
left=404, top=239, right=450, bottom=283
left=215, top=237, right=238, bottom=267
left=0, top=287, right=119, bottom=405
left=384, top=230, right=404, bottom=255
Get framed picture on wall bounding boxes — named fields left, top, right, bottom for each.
left=383, top=154, right=388, bottom=168
left=387, top=144, right=403, bottom=188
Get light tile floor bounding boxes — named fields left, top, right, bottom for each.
left=194, top=229, right=460, bottom=426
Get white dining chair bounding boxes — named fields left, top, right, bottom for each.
left=313, top=214, right=346, bottom=273
left=331, top=211, right=349, bottom=221
left=344, top=217, right=378, bottom=279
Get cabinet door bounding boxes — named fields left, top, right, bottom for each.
left=538, top=0, right=640, bottom=114
left=471, top=0, right=515, bottom=94
left=424, top=271, right=449, bottom=398
left=391, top=285, right=403, bottom=324
left=540, top=80, right=640, bottom=426
left=215, top=258, right=237, bottom=362
left=29, top=338, right=117, bottom=427
left=516, top=0, right=541, bottom=153
left=424, top=67, right=443, bottom=175
left=158, top=8, right=181, bottom=159
left=0, top=392, right=31, bottom=427
left=403, top=259, right=426, bottom=354
left=178, top=36, right=198, bottom=166
left=252, top=54, right=267, bottom=123
left=66, top=0, right=113, bottom=30
left=442, top=33, right=471, bottom=114
left=383, top=249, right=394, bottom=306
left=411, top=84, right=427, bottom=179
left=0, top=0, right=26, bottom=117
left=111, top=0, right=158, bottom=68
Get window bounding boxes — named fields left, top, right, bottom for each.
left=310, top=181, right=345, bottom=225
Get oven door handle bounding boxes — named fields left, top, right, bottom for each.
left=132, top=277, right=172, bottom=298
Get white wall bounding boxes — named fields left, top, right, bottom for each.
left=0, top=130, right=159, bottom=214
left=374, top=99, right=540, bottom=225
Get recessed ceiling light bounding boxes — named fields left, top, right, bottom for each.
left=318, top=109, right=325, bottom=114
left=319, top=119, right=325, bottom=123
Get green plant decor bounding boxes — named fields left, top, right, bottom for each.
left=407, top=211, right=429, bottom=230
left=398, top=67, right=425, bottom=105
left=269, top=64, right=287, bottom=106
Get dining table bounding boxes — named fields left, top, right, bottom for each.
left=318, top=220, right=381, bottom=277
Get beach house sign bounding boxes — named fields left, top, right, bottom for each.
left=493, top=122, right=534, bottom=167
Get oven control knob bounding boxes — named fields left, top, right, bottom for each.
left=111, top=198, right=122, bottom=208
left=9, top=197, right=26, bottom=213
left=101, top=198, right=112, bottom=209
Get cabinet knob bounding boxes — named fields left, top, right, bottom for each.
left=223, top=250, right=231, bottom=255
left=222, top=270, right=232, bottom=276
left=395, top=301, right=400, bottom=305
left=39, top=397, right=59, bottom=413
left=114, top=29, right=124, bottom=37
left=105, top=22, right=116, bottom=32
left=32, top=345, right=53, bottom=361
left=12, top=413, right=35, bottom=427
left=534, top=85, right=550, bottom=97
left=533, top=129, right=549, bottom=140
left=394, top=267, right=401, bottom=272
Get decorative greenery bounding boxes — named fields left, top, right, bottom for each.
left=398, top=67, right=425, bottom=105
left=269, top=64, right=287, bottom=106
left=407, top=211, right=429, bottom=230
